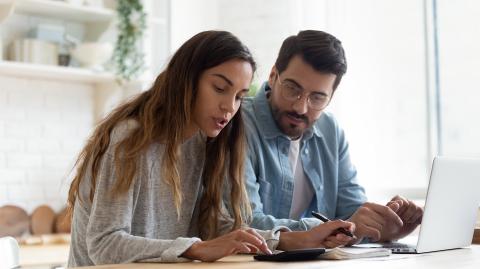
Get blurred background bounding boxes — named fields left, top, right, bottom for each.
left=1, top=0, right=479, bottom=266
left=0, top=0, right=479, bottom=231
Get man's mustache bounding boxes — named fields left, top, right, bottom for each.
left=285, top=112, right=308, bottom=124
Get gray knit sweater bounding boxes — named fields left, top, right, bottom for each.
left=68, top=121, right=284, bottom=267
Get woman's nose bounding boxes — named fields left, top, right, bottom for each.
left=221, top=96, right=236, bottom=113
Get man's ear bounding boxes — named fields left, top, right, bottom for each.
left=268, top=66, right=277, bottom=89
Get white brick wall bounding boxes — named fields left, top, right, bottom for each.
left=0, top=75, right=94, bottom=213
left=217, top=0, right=306, bottom=84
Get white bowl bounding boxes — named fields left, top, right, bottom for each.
left=71, top=42, right=113, bottom=69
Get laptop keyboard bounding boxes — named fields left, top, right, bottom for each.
left=381, top=242, right=417, bottom=253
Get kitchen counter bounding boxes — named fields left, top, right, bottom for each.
left=20, top=243, right=70, bottom=269
left=16, top=226, right=479, bottom=268
left=74, top=246, right=480, bottom=269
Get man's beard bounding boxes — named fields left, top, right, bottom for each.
left=271, top=105, right=311, bottom=139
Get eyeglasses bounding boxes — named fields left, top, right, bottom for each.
left=276, top=74, right=330, bottom=111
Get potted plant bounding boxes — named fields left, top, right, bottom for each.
left=111, top=0, right=147, bottom=83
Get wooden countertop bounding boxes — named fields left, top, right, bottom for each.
left=16, top=227, right=479, bottom=268
left=76, top=246, right=480, bottom=269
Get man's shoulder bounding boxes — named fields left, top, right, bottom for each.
left=315, top=111, right=340, bottom=129
left=241, top=96, right=255, bottom=115
left=313, top=112, right=345, bottom=145
left=241, top=96, right=273, bottom=149
left=241, top=96, right=260, bottom=129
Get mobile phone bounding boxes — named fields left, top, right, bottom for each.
left=253, top=248, right=326, bottom=262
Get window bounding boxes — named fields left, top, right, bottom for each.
left=212, top=0, right=479, bottom=201
left=437, top=0, right=480, bottom=158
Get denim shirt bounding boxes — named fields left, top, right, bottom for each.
left=243, top=82, right=367, bottom=231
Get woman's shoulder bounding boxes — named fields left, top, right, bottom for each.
left=110, top=119, right=140, bottom=144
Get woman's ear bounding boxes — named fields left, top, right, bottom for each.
left=268, top=66, right=277, bottom=89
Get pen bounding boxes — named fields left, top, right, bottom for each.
left=311, top=211, right=354, bottom=238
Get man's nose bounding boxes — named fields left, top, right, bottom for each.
left=292, top=95, right=308, bottom=115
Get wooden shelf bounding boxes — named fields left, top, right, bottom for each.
left=14, top=0, right=115, bottom=22
left=0, top=61, right=116, bottom=84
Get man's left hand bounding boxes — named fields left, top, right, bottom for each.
left=382, top=195, right=423, bottom=241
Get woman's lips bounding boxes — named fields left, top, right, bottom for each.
left=213, top=117, right=228, bottom=129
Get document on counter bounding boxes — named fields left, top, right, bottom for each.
left=320, top=247, right=391, bottom=260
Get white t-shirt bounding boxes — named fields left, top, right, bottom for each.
left=288, top=138, right=314, bottom=220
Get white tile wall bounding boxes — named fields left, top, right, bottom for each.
left=0, top=75, right=94, bottom=213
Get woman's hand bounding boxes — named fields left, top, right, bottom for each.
left=278, top=220, right=355, bottom=250
left=182, top=228, right=272, bottom=262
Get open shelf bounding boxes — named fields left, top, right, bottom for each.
left=14, top=0, right=115, bottom=22
left=0, top=60, right=116, bottom=84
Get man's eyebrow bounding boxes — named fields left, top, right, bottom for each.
left=212, top=74, right=233, bottom=86
left=284, top=78, right=329, bottom=97
left=284, top=78, right=303, bottom=90
left=312, top=91, right=329, bottom=97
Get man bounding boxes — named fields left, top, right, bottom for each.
left=242, top=30, right=423, bottom=243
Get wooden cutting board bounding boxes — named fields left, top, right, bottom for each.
left=54, top=207, right=71, bottom=233
left=0, top=205, right=30, bottom=237
left=30, top=205, right=55, bottom=235
left=473, top=228, right=480, bottom=244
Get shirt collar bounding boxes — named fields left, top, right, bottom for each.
left=252, top=82, right=323, bottom=140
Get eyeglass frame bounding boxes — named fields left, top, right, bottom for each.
left=275, top=73, right=331, bottom=111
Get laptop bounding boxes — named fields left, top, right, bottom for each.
left=361, top=156, right=480, bottom=254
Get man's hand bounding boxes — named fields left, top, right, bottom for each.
left=384, top=195, right=423, bottom=241
left=278, top=220, right=355, bottom=250
left=347, top=202, right=403, bottom=244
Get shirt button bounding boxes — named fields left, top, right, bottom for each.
left=305, top=149, right=309, bottom=154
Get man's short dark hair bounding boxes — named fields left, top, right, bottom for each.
left=275, top=30, right=347, bottom=90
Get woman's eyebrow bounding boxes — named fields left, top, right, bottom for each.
left=239, top=88, right=249, bottom=95
left=212, top=74, right=233, bottom=86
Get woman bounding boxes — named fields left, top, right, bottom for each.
left=67, top=30, right=354, bottom=267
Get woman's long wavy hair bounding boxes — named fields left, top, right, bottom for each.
left=67, top=30, right=255, bottom=239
